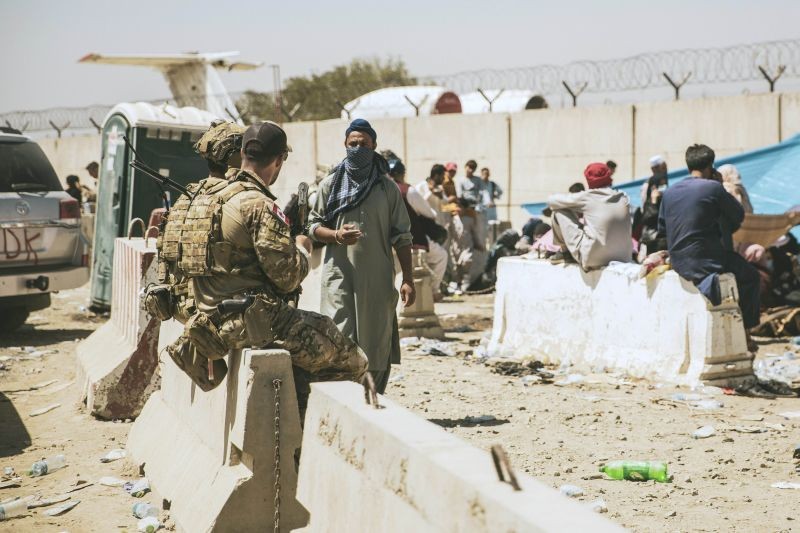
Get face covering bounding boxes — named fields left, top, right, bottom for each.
left=344, top=145, right=375, bottom=181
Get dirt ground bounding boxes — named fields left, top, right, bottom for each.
left=1, top=286, right=799, bottom=532
left=0, top=285, right=165, bottom=533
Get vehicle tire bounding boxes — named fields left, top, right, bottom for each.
left=0, top=307, right=29, bottom=333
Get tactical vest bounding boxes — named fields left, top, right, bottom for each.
left=146, top=176, right=264, bottom=322
left=144, top=175, right=267, bottom=391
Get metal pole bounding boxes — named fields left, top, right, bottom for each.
left=89, top=117, right=102, bottom=133
left=282, top=103, right=301, bottom=122
left=48, top=120, right=69, bottom=139
left=477, top=89, right=505, bottom=112
left=758, top=65, right=786, bottom=93
left=403, top=94, right=429, bottom=117
left=662, top=72, right=692, bottom=100
left=271, top=64, right=283, bottom=123
left=561, top=81, right=587, bottom=107
left=335, top=100, right=352, bottom=120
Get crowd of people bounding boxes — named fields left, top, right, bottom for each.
left=366, top=144, right=505, bottom=300
left=89, top=116, right=800, bottom=398
left=506, top=144, right=800, bottom=371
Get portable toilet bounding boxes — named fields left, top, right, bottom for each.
left=90, top=102, right=219, bottom=310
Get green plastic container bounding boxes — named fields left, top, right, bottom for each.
left=600, top=460, right=669, bottom=482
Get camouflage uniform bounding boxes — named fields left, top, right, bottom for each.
left=148, top=124, right=367, bottom=396
left=189, top=169, right=367, bottom=382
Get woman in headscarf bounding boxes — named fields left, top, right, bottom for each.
left=718, top=164, right=753, bottom=213
left=638, top=174, right=669, bottom=254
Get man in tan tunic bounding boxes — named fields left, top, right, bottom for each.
left=309, top=119, right=415, bottom=393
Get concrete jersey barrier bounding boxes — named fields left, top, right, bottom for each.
left=126, top=331, right=309, bottom=533
left=297, top=381, right=624, bottom=532
left=489, top=256, right=753, bottom=386
left=76, top=237, right=161, bottom=419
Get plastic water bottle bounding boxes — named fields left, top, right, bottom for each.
left=600, top=461, right=669, bottom=482
left=0, top=499, right=28, bottom=520
left=137, top=516, right=161, bottom=532
left=29, top=454, right=66, bottom=477
left=132, top=502, right=159, bottom=519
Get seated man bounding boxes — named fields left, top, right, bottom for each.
left=658, top=144, right=760, bottom=346
left=546, top=162, right=632, bottom=270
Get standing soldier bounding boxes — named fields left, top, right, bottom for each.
left=148, top=121, right=369, bottom=415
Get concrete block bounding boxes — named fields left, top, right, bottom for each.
left=76, top=237, right=160, bottom=419
left=127, top=346, right=308, bottom=533
left=489, top=257, right=752, bottom=387
left=397, top=250, right=444, bottom=339
left=297, top=382, right=624, bottom=533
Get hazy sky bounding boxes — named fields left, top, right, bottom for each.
left=1, top=0, right=798, bottom=113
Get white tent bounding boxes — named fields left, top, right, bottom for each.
left=459, top=90, right=548, bottom=114
left=341, top=86, right=462, bottom=119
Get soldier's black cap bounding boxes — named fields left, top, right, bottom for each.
left=242, top=121, right=292, bottom=159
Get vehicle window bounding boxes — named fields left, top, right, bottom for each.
left=0, top=141, right=62, bottom=193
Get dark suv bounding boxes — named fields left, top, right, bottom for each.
left=0, top=127, right=89, bottom=332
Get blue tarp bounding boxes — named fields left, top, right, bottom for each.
left=521, top=134, right=800, bottom=218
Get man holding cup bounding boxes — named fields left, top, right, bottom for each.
left=309, top=119, right=415, bottom=393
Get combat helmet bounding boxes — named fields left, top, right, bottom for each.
left=194, top=120, right=246, bottom=165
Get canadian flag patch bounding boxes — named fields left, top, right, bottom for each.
left=272, top=203, right=290, bottom=225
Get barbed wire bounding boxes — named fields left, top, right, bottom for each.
left=419, top=39, right=800, bottom=94
left=2, top=39, right=799, bottom=134
left=0, top=92, right=249, bottom=134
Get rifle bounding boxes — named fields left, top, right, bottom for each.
left=282, top=182, right=311, bottom=308
left=283, top=182, right=309, bottom=237
left=122, top=134, right=195, bottom=204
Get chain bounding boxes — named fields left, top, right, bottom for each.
left=272, top=378, right=282, bottom=533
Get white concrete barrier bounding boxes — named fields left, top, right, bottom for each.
left=396, top=249, right=444, bottom=339
left=489, top=257, right=752, bottom=386
left=127, top=340, right=308, bottom=533
left=76, top=237, right=160, bottom=419
left=297, top=382, right=624, bottom=532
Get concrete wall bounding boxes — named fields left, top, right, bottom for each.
left=634, top=94, right=781, bottom=177
left=38, top=134, right=102, bottom=187
left=510, top=105, right=633, bottom=226
left=780, top=92, right=800, bottom=140
left=36, top=92, right=800, bottom=227
left=406, top=113, right=511, bottom=219
left=272, top=121, right=316, bottom=205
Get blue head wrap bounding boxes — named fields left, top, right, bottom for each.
left=345, top=118, right=377, bottom=144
